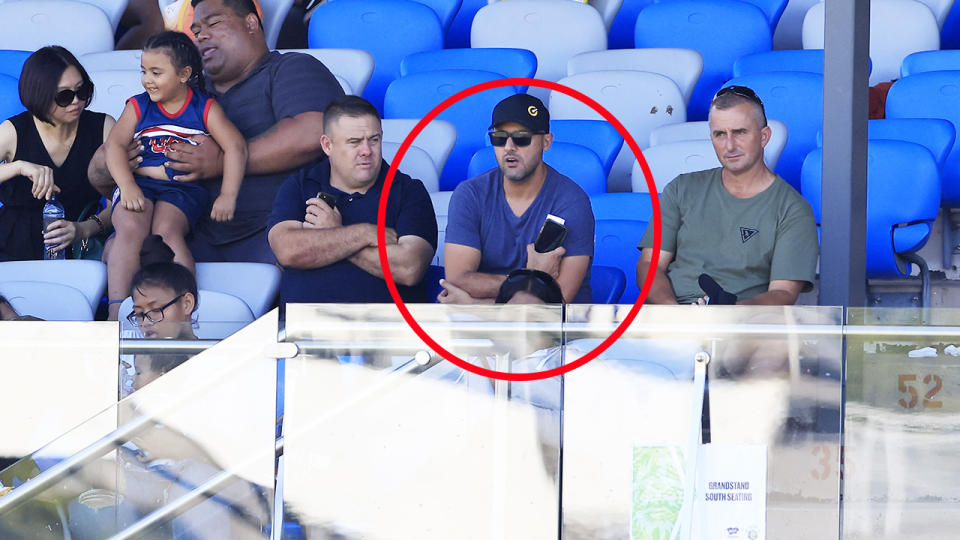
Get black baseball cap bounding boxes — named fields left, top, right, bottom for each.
left=489, top=94, right=550, bottom=133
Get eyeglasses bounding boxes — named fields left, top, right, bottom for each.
left=489, top=130, right=541, bottom=147
left=54, top=83, right=92, bottom=107
left=714, top=85, right=763, bottom=107
left=126, top=293, right=185, bottom=327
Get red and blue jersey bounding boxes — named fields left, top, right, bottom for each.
left=127, top=87, right=214, bottom=173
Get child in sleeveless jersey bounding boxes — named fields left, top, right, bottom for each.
left=104, top=31, right=247, bottom=320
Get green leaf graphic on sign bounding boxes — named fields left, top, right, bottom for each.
left=632, top=446, right=684, bottom=540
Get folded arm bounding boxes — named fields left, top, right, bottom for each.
left=348, top=235, right=434, bottom=287
left=268, top=220, right=379, bottom=270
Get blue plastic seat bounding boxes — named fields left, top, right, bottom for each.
left=549, top=119, right=624, bottom=179
left=0, top=49, right=30, bottom=79
left=885, top=71, right=960, bottom=208
left=608, top=0, right=654, bottom=49
left=445, top=0, right=486, bottom=48
left=384, top=69, right=516, bottom=191
left=466, top=141, right=607, bottom=195
left=901, top=49, right=960, bottom=77
left=0, top=73, right=25, bottom=122
left=594, top=219, right=648, bottom=304
left=634, top=0, right=772, bottom=120
left=801, top=140, right=939, bottom=290
left=816, top=118, right=955, bottom=171
left=400, top=48, right=537, bottom=87
left=590, top=265, right=626, bottom=304
left=734, top=49, right=825, bottom=77
left=657, top=0, right=786, bottom=31
left=722, top=72, right=823, bottom=192
left=590, top=192, right=655, bottom=222
left=307, top=0, right=443, bottom=113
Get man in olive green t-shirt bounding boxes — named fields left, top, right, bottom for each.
left=637, top=86, right=818, bottom=305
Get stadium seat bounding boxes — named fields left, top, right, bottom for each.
left=0, top=74, right=26, bottom=122
left=722, top=72, right=823, bottom=192
left=0, top=1, right=114, bottom=57
left=635, top=0, right=772, bottom=120
left=67, top=0, right=126, bottom=30
left=279, top=49, right=374, bottom=96
left=657, top=0, right=786, bottom=31
left=87, top=70, right=143, bottom=121
left=383, top=69, right=517, bottom=191
left=590, top=265, right=626, bottom=304
left=886, top=71, right=960, bottom=207
left=257, top=0, right=295, bottom=49
left=336, top=0, right=459, bottom=32
left=381, top=118, right=456, bottom=185
left=0, top=50, right=31, bottom=80
left=566, top=48, right=703, bottom=106
left=0, top=260, right=106, bottom=313
left=816, top=118, right=955, bottom=171
left=592, top=0, right=625, bottom=30
left=549, top=119, right=623, bottom=179
left=632, top=140, right=721, bottom=193
left=445, top=0, right=486, bottom=48
left=0, top=281, right=93, bottom=321
left=471, top=0, right=607, bottom=103
left=901, top=49, right=960, bottom=77
left=647, top=119, right=788, bottom=172
left=802, top=0, right=938, bottom=85
left=118, top=289, right=254, bottom=339
left=382, top=142, right=440, bottom=192
left=430, top=191, right=453, bottom=266
left=594, top=219, right=648, bottom=303
left=802, top=140, right=940, bottom=304
left=772, top=0, right=818, bottom=49
left=551, top=70, right=685, bottom=192
left=916, top=0, right=954, bottom=29
left=195, top=262, right=280, bottom=317
left=307, top=0, right=444, bottom=113
left=590, top=192, right=655, bottom=223
left=401, top=48, right=537, bottom=92
left=466, top=141, right=607, bottom=196
left=80, top=50, right=142, bottom=72
left=734, top=49, right=823, bottom=77
left=608, top=0, right=654, bottom=49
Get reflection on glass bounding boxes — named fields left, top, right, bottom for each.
left=844, top=308, right=960, bottom=540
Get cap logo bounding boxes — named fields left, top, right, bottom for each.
left=527, top=105, right=538, bottom=117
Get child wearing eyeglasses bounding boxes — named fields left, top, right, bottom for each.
left=104, top=31, right=247, bottom=320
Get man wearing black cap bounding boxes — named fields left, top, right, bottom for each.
left=438, top=94, right=595, bottom=304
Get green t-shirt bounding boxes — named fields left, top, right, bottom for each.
left=638, top=168, right=818, bottom=303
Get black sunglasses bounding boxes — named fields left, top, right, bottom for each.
left=54, top=83, right=92, bottom=108
left=126, top=293, right=185, bottom=327
left=715, top=85, right=763, bottom=107
left=489, top=130, right=542, bottom=147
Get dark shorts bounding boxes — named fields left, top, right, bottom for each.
left=188, top=228, right=276, bottom=264
left=113, top=176, right=210, bottom=227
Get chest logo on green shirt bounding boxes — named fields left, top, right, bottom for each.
left=740, top=227, right=759, bottom=243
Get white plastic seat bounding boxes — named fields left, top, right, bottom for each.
left=591, top=0, right=624, bottom=30
left=381, top=142, right=440, bottom=192
left=118, top=289, right=254, bottom=339
left=567, top=48, right=703, bottom=106
left=550, top=70, right=686, bottom=192
left=88, top=70, right=143, bottom=121
left=471, top=0, right=607, bottom=102
left=773, top=0, right=820, bottom=49
left=802, top=0, right=939, bottom=85
left=0, top=281, right=94, bottom=321
left=195, top=262, right=279, bottom=317
left=632, top=139, right=721, bottom=193
left=0, top=1, right=114, bottom=56
left=648, top=119, right=788, bottom=171
left=258, top=0, right=295, bottom=49
left=429, top=191, right=453, bottom=266
left=279, top=48, right=374, bottom=97
left=915, top=0, right=955, bottom=29
left=381, top=118, right=457, bottom=183
left=81, top=50, right=143, bottom=73
left=0, top=260, right=106, bottom=313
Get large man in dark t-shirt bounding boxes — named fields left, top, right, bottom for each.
left=267, top=96, right=437, bottom=303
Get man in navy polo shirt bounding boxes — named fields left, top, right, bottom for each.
left=439, top=94, right=594, bottom=304
left=267, top=96, right=437, bottom=303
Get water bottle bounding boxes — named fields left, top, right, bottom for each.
left=42, top=196, right=65, bottom=260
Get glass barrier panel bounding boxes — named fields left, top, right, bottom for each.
left=844, top=308, right=960, bottom=540
left=562, top=305, right=843, bottom=540
left=0, top=312, right=279, bottom=539
left=281, top=303, right=563, bottom=539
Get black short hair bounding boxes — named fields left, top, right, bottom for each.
left=130, top=235, right=199, bottom=314
left=144, top=31, right=206, bottom=92
left=19, top=46, right=93, bottom=125
left=191, top=0, right=261, bottom=26
left=495, top=269, right=565, bottom=304
left=322, top=95, right=381, bottom=133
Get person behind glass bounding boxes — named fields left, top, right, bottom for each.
left=0, top=46, right=115, bottom=261
left=127, top=234, right=199, bottom=340
left=104, top=31, right=247, bottom=321
left=496, top=268, right=565, bottom=305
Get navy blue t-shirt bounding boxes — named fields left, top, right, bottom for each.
left=267, top=159, right=437, bottom=303
left=445, top=165, right=595, bottom=302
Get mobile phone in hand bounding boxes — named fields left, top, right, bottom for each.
left=534, top=214, right=568, bottom=253
left=316, top=192, right=337, bottom=209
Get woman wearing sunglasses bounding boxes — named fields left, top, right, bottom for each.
left=0, top=46, right=115, bottom=261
